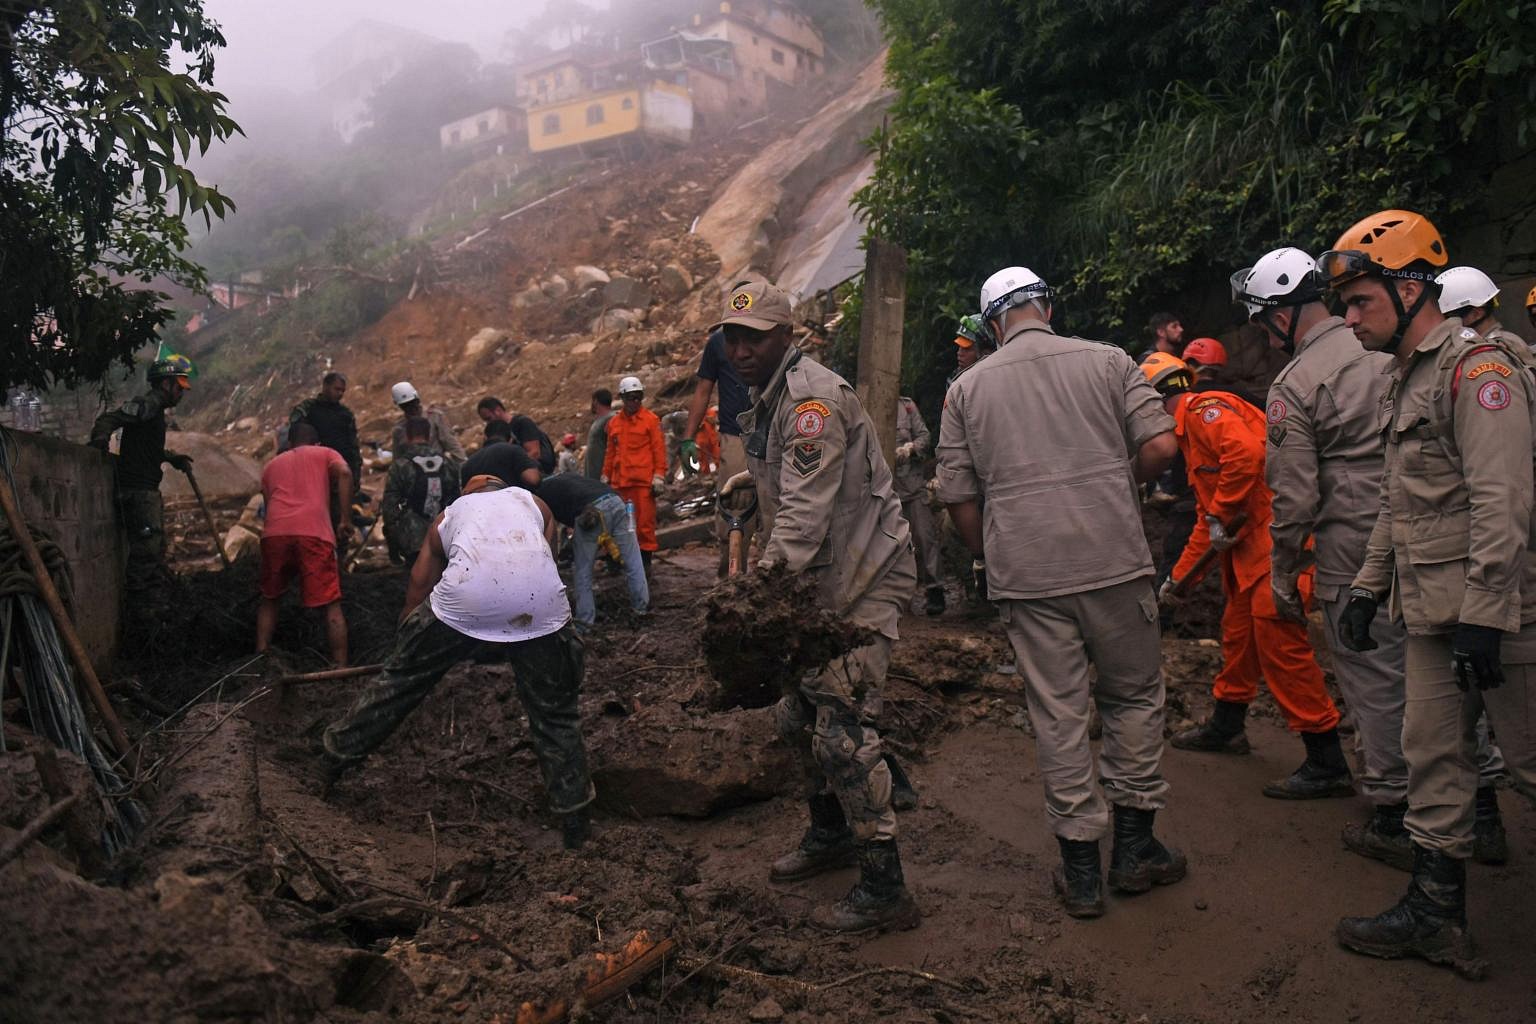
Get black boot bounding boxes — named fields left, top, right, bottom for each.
left=1263, top=727, right=1355, bottom=799
left=923, top=585, right=946, bottom=616
left=640, top=549, right=653, bottom=576
left=1170, top=699, right=1250, bottom=754
left=884, top=753, right=919, bottom=811
left=1108, top=806, right=1187, bottom=894
left=1052, top=837, right=1106, bottom=919
left=561, top=809, right=591, bottom=850
left=1342, top=801, right=1413, bottom=870
left=1337, top=844, right=1486, bottom=979
left=808, top=839, right=921, bottom=933
left=770, top=792, right=857, bottom=881
left=1473, top=786, right=1508, bottom=866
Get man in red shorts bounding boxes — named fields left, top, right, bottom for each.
left=257, top=422, right=354, bottom=665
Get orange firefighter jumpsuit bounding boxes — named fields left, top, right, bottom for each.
left=1171, top=391, right=1341, bottom=734
left=695, top=410, right=721, bottom=476
left=603, top=406, right=667, bottom=551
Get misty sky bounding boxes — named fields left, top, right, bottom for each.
left=202, top=0, right=570, bottom=106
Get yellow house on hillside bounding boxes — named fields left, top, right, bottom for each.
left=528, top=80, right=693, bottom=156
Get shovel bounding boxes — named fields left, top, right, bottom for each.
left=181, top=465, right=233, bottom=570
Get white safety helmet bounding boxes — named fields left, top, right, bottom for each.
left=980, top=266, right=1052, bottom=326
left=1229, top=247, right=1323, bottom=318
left=618, top=375, right=644, bottom=396
left=390, top=381, right=419, bottom=406
left=1435, top=266, right=1499, bottom=315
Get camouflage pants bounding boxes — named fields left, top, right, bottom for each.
left=118, top=488, right=167, bottom=592
left=773, top=634, right=897, bottom=842
left=323, top=603, right=594, bottom=813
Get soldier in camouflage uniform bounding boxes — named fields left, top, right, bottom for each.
left=89, top=356, right=195, bottom=597
left=382, top=417, right=460, bottom=565
left=720, top=277, right=920, bottom=935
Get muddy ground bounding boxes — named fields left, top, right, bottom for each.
left=2, top=542, right=1534, bottom=1023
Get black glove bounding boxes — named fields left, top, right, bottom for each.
left=1451, top=623, right=1504, bottom=691
left=972, top=559, right=987, bottom=602
left=1337, top=588, right=1379, bottom=652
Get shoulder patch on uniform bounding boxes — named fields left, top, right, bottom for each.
left=1267, top=398, right=1288, bottom=423
left=1200, top=406, right=1222, bottom=423
left=1459, top=327, right=1478, bottom=340
left=790, top=440, right=823, bottom=476
left=792, top=400, right=829, bottom=438
left=1465, top=360, right=1513, bottom=380
left=1268, top=424, right=1288, bottom=446
left=1477, top=379, right=1512, bottom=411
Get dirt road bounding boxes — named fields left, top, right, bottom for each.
left=3, top=545, right=1532, bottom=1023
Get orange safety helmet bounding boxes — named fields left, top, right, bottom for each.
left=1317, top=209, right=1447, bottom=288
left=1182, top=337, right=1227, bottom=367
left=1141, top=352, right=1195, bottom=394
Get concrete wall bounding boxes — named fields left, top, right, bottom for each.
left=9, top=431, right=123, bottom=668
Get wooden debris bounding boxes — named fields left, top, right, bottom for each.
left=515, top=930, right=676, bottom=1024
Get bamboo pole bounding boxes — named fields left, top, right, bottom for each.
left=0, top=473, right=131, bottom=758
left=276, top=663, right=383, bottom=686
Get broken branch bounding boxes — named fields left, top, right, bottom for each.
left=0, top=793, right=81, bottom=872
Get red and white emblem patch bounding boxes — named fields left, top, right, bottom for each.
left=1477, top=379, right=1511, bottom=411
left=1267, top=399, right=1287, bottom=423
left=794, top=409, right=825, bottom=436
left=1202, top=407, right=1222, bottom=424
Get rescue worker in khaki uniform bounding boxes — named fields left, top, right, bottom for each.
left=1327, top=210, right=1536, bottom=977
left=719, top=277, right=920, bottom=934
left=1436, top=266, right=1530, bottom=353
left=1238, top=248, right=1509, bottom=867
left=89, top=356, right=195, bottom=598
left=939, top=266, right=1185, bottom=919
left=894, top=396, right=945, bottom=615
left=1148, top=355, right=1353, bottom=798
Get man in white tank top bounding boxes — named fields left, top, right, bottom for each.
left=319, top=475, right=595, bottom=847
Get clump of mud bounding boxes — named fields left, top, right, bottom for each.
left=702, top=565, right=876, bottom=709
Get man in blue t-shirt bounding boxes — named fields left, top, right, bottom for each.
left=682, top=328, right=757, bottom=577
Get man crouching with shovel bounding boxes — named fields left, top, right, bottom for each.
left=719, top=277, right=921, bottom=934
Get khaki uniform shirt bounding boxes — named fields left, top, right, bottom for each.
left=1354, top=319, right=1536, bottom=638
left=893, top=396, right=930, bottom=500
left=739, top=347, right=916, bottom=638
left=391, top=408, right=466, bottom=461
left=1264, top=317, right=1393, bottom=600
left=936, top=323, right=1174, bottom=600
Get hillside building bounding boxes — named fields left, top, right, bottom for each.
left=439, top=106, right=527, bottom=155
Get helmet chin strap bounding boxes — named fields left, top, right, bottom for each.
left=1380, top=279, right=1431, bottom=354
left=1260, top=308, right=1302, bottom=354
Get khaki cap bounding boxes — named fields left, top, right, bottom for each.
left=711, top=277, right=793, bottom=331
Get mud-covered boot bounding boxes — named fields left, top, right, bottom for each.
left=1108, top=806, right=1187, bottom=894
left=1263, top=727, right=1355, bottom=799
left=1473, top=787, right=1509, bottom=866
left=769, top=792, right=856, bottom=881
left=1170, top=699, right=1251, bottom=754
left=1052, top=837, right=1106, bottom=919
left=561, top=809, right=591, bottom=850
left=1337, top=845, right=1486, bottom=979
left=884, top=753, right=919, bottom=812
left=1342, top=801, right=1412, bottom=870
left=923, top=585, right=947, bottom=616
left=808, top=839, right=921, bottom=933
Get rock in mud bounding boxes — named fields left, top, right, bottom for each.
left=701, top=564, right=877, bottom=710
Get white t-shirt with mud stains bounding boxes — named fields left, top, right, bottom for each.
left=429, top=487, right=570, bottom=642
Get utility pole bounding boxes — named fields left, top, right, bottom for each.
left=855, top=238, right=906, bottom=470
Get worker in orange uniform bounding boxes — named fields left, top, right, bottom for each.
left=696, top=406, right=722, bottom=477
left=602, top=375, right=667, bottom=578
left=1144, top=354, right=1353, bottom=800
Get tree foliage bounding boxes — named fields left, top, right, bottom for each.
left=857, top=0, right=1536, bottom=411
left=1, top=0, right=240, bottom=390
